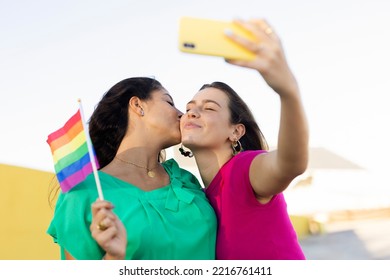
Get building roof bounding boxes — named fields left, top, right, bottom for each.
left=308, top=147, right=363, bottom=170
left=173, top=145, right=363, bottom=170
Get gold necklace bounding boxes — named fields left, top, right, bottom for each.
left=115, top=156, right=159, bottom=178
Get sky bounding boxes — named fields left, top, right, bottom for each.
left=1, top=0, right=389, bottom=183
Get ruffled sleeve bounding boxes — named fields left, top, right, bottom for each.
left=47, top=177, right=105, bottom=260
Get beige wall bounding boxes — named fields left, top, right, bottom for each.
left=0, top=164, right=59, bottom=259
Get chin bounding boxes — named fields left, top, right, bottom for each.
left=181, top=137, right=196, bottom=147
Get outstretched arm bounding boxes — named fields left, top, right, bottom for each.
left=226, top=19, right=309, bottom=200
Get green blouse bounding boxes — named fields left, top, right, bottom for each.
left=47, top=159, right=216, bottom=260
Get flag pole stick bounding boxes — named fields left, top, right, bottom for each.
left=78, top=98, right=104, bottom=200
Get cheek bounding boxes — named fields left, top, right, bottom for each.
left=164, top=108, right=179, bottom=121
left=179, top=117, right=185, bottom=128
left=207, top=117, right=227, bottom=131
left=206, top=120, right=232, bottom=140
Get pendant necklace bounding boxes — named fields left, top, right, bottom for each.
left=115, top=156, right=159, bottom=178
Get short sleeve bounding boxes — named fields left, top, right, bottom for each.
left=47, top=179, right=104, bottom=260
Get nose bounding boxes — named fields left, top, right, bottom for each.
left=186, top=108, right=199, bottom=119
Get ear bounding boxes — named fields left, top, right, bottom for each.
left=129, top=96, right=144, bottom=116
left=229, top=123, right=246, bottom=141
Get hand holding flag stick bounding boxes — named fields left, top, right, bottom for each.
left=47, top=99, right=104, bottom=200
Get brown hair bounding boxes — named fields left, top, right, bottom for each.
left=200, top=82, right=268, bottom=151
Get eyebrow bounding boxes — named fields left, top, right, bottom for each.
left=186, top=99, right=222, bottom=108
left=164, top=93, right=174, bottom=103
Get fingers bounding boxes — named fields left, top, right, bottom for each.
left=96, top=217, right=111, bottom=231
left=90, top=199, right=127, bottom=259
left=248, top=18, right=278, bottom=40
left=90, top=199, right=116, bottom=232
left=91, top=199, right=114, bottom=216
left=226, top=19, right=278, bottom=55
left=91, top=218, right=121, bottom=251
left=92, top=215, right=128, bottom=260
left=90, top=204, right=120, bottom=245
left=92, top=216, right=118, bottom=237
left=225, top=20, right=260, bottom=54
left=224, top=18, right=297, bottom=95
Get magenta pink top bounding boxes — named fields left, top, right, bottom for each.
left=206, top=150, right=306, bottom=260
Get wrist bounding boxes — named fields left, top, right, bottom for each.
left=270, top=72, right=299, bottom=98
left=277, top=82, right=300, bottom=101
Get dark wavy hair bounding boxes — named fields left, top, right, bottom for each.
left=49, top=77, right=164, bottom=207
left=200, top=82, right=268, bottom=151
left=89, top=77, right=165, bottom=169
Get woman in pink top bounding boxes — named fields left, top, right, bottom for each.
left=180, top=19, right=309, bottom=259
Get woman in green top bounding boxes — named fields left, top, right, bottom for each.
left=47, top=77, right=217, bottom=260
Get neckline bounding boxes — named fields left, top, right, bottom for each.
left=98, top=164, right=171, bottom=194
left=206, top=154, right=237, bottom=191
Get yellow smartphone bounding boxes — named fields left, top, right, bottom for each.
left=178, top=16, right=256, bottom=61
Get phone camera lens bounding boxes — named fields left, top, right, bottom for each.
left=183, top=43, right=195, bottom=49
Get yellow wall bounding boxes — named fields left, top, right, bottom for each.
left=0, top=164, right=59, bottom=259
left=290, top=215, right=311, bottom=239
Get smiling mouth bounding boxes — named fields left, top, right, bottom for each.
left=183, top=123, right=200, bottom=129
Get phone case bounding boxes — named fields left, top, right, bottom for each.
left=178, top=16, right=256, bottom=61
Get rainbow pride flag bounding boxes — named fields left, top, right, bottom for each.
left=47, top=109, right=100, bottom=193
